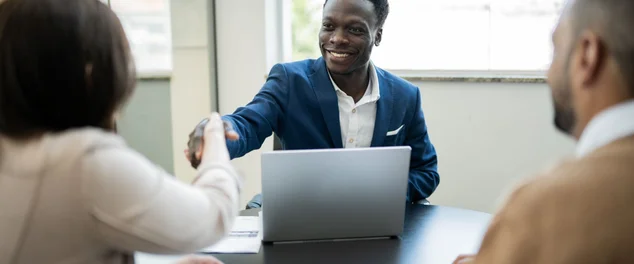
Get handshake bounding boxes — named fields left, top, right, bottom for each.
left=184, top=114, right=239, bottom=168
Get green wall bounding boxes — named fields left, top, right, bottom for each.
left=118, top=79, right=175, bottom=174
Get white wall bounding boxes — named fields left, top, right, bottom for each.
left=169, top=0, right=213, bottom=182
left=212, top=2, right=577, bottom=213
left=216, top=0, right=273, bottom=206
left=417, top=82, right=575, bottom=212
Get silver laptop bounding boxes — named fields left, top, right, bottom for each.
left=260, top=146, right=411, bottom=243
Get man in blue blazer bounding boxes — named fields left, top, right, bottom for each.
left=192, top=0, right=439, bottom=203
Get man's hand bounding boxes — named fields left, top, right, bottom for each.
left=174, top=255, right=223, bottom=264
left=185, top=116, right=239, bottom=168
left=453, top=254, right=476, bottom=264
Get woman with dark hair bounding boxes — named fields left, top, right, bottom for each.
left=0, top=0, right=239, bottom=263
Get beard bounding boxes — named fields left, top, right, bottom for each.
left=554, top=98, right=576, bottom=135
left=551, top=45, right=578, bottom=136
left=552, top=73, right=577, bottom=135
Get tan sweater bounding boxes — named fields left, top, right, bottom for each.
left=469, top=135, right=634, bottom=264
left=0, top=128, right=241, bottom=264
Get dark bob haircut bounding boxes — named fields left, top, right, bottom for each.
left=0, top=0, right=136, bottom=139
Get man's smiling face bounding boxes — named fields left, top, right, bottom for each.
left=319, top=0, right=382, bottom=75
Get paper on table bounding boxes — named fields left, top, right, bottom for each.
left=201, top=216, right=262, bottom=254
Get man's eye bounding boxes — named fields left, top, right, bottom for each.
left=322, top=23, right=334, bottom=30
left=349, top=28, right=364, bottom=34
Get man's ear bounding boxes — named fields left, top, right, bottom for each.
left=577, top=30, right=604, bottom=86
left=375, top=28, right=383, bottom=46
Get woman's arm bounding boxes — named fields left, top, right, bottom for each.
left=80, top=113, right=241, bottom=254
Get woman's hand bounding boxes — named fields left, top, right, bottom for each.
left=199, top=113, right=232, bottom=164
left=452, top=254, right=476, bottom=264
left=174, top=255, right=223, bottom=264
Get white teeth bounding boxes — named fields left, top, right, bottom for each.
left=330, top=52, right=350, bottom=58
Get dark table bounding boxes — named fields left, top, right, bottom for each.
left=137, top=205, right=491, bottom=264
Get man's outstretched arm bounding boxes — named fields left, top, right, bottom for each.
left=221, top=64, right=290, bottom=159
left=185, top=64, right=289, bottom=165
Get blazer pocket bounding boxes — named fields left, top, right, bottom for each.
left=386, top=125, right=404, bottom=136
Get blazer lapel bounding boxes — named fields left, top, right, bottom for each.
left=371, top=69, right=393, bottom=147
left=309, top=58, right=343, bottom=148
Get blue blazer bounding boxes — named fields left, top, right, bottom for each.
left=223, top=58, right=439, bottom=202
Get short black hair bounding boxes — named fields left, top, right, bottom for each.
left=0, top=0, right=136, bottom=139
left=324, top=0, right=390, bottom=27
left=569, top=0, right=634, bottom=95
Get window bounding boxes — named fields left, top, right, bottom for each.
left=106, top=0, right=172, bottom=75
left=291, top=0, right=565, bottom=72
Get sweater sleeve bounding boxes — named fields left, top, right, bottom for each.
left=79, top=143, right=241, bottom=254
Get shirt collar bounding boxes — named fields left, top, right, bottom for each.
left=576, top=99, right=634, bottom=157
left=328, top=62, right=381, bottom=102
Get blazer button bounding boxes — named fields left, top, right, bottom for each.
left=352, top=109, right=357, bottom=113
left=348, top=138, right=354, bottom=143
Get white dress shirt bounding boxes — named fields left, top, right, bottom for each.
left=328, top=63, right=380, bottom=148
left=576, top=99, right=634, bottom=157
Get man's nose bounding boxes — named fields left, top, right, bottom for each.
left=329, top=28, right=349, bottom=45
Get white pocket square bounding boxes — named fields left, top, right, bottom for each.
left=386, top=125, right=404, bottom=136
